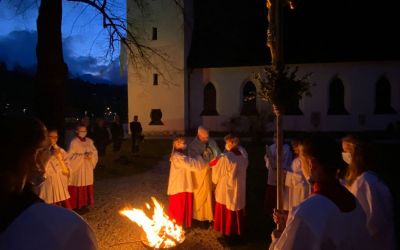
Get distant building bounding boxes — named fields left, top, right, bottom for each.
left=127, top=0, right=400, bottom=135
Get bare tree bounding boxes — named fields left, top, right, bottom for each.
left=5, top=0, right=182, bottom=137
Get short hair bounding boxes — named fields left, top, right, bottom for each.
left=197, top=126, right=209, bottom=134
left=224, top=134, right=240, bottom=146
left=172, top=136, right=186, bottom=149
left=300, top=134, right=343, bottom=175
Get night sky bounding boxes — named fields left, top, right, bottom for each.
left=188, top=0, right=400, bottom=67
left=0, top=0, right=126, bottom=84
left=0, top=0, right=399, bottom=82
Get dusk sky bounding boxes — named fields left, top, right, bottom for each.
left=0, top=0, right=127, bottom=85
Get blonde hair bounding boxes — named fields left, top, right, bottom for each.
left=342, top=134, right=375, bottom=186
left=171, top=136, right=186, bottom=156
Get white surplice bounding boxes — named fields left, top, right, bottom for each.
left=269, top=194, right=374, bottom=250
left=347, top=171, right=396, bottom=250
left=212, top=149, right=248, bottom=211
left=67, top=137, right=98, bottom=186
left=283, top=157, right=311, bottom=210
left=167, top=151, right=207, bottom=195
left=37, top=146, right=70, bottom=203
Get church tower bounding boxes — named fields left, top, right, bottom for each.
left=127, top=0, right=193, bottom=135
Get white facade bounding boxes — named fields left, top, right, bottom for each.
left=127, top=0, right=192, bottom=135
left=127, top=1, right=400, bottom=134
left=190, top=61, right=400, bottom=132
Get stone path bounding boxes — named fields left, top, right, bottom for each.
left=82, top=157, right=225, bottom=250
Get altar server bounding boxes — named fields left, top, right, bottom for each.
left=212, top=134, right=248, bottom=240
left=167, top=136, right=207, bottom=228
left=67, top=124, right=98, bottom=210
left=342, top=134, right=396, bottom=250
left=36, top=129, right=71, bottom=208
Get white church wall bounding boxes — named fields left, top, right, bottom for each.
left=189, top=66, right=268, bottom=132
left=127, top=0, right=189, bottom=135
left=190, top=61, right=400, bottom=132
left=296, top=61, right=400, bottom=131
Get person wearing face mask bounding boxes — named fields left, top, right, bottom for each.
left=0, top=115, right=97, bottom=250
left=211, top=134, right=248, bottom=246
left=35, top=129, right=72, bottom=208
left=269, top=134, right=373, bottom=250
left=167, top=136, right=207, bottom=228
left=188, top=126, right=221, bottom=228
left=341, top=134, right=396, bottom=250
left=67, top=124, right=98, bottom=211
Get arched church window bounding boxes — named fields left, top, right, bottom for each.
left=328, top=77, right=348, bottom=115
left=241, top=81, right=258, bottom=116
left=201, top=82, right=218, bottom=116
left=374, top=76, right=396, bottom=114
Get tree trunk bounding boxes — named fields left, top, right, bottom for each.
left=35, top=0, right=68, bottom=138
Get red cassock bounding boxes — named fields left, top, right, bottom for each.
left=166, top=151, right=206, bottom=228
left=68, top=185, right=94, bottom=209
left=66, top=137, right=98, bottom=209
left=211, top=147, right=248, bottom=236
left=168, top=192, right=193, bottom=228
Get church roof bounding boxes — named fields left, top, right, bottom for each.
left=187, top=0, right=400, bottom=68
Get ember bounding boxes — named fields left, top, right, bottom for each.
left=120, top=197, right=185, bottom=249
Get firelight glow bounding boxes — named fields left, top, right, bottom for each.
left=119, top=197, right=185, bottom=249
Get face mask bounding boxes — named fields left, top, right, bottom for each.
left=78, top=131, right=87, bottom=138
left=342, top=152, right=352, bottom=164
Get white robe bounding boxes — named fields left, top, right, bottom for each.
left=188, top=138, right=220, bottom=221
left=167, top=151, right=206, bottom=195
left=347, top=171, right=396, bottom=250
left=265, top=143, right=293, bottom=186
left=67, top=137, right=98, bottom=186
left=37, top=147, right=71, bottom=203
left=269, top=194, right=374, bottom=250
left=212, top=149, right=248, bottom=211
left=0, top=203, right=97, bottom=250
left=283, top=157, right=311, bottom=210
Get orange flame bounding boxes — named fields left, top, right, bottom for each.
left=120, top=197, right=185, bottom=248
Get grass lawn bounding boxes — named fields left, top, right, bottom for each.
left=94, top=138, right=172, bottom=180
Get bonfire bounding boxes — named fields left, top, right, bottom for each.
left=120, top=197, right=185, bottom=249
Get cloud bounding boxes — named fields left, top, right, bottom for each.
left=0, top=29, right=126, bottom=84
left=0, top=30, right=37, bottom=69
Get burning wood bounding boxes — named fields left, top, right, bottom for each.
left=120, top=197, right=185, bottom=249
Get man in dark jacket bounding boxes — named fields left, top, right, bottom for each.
left=129, top=115, right=142, bottom=153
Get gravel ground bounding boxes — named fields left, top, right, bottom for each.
left=82, top=156, right=227, bottom=250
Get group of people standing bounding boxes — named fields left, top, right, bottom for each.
left=266, top=134, right=396, bottom=250
left=167, top=126, right=248, bottom=245
left=34, top=123, right=98, bottom=211
left=0, top=115, right=97, bottom=249
left=167, top=127, right=396, bottom=249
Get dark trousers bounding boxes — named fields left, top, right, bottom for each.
left=131, top=135, right=140, bottom=153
